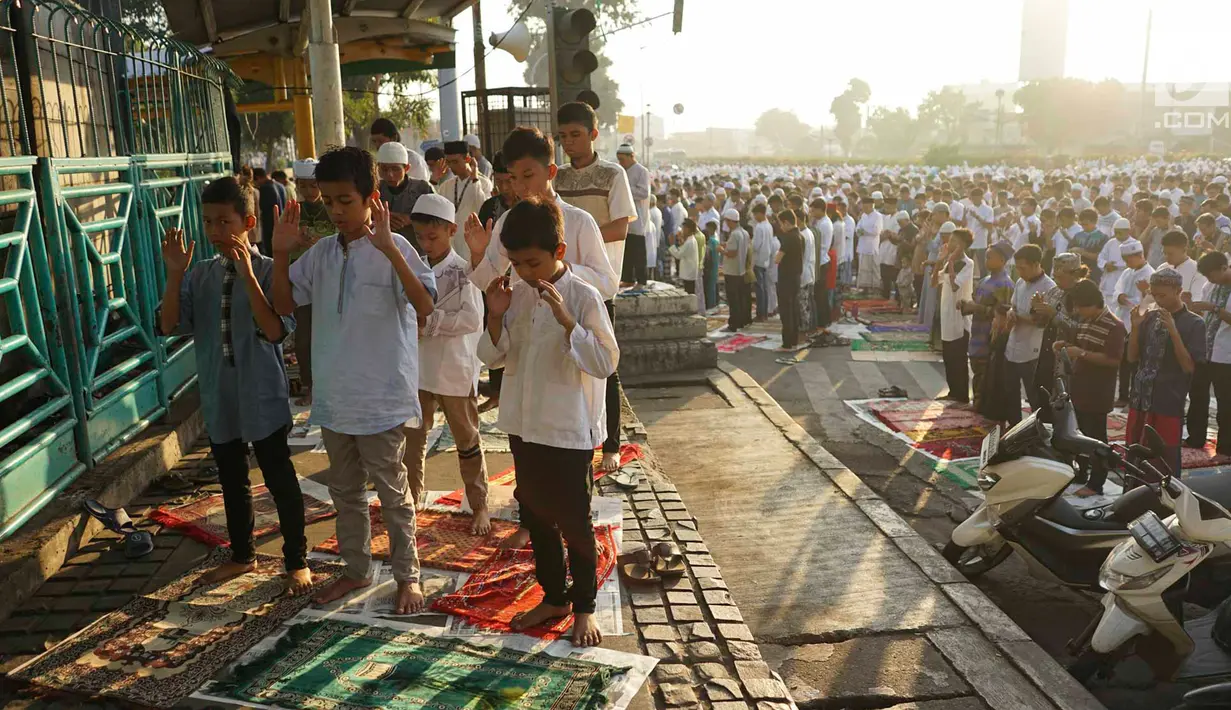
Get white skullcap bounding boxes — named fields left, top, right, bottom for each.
left=411, top=193, right=455, bottom=224
left=464, top=133, right=481, bottom=149
left=376, top=141, right=409, bottom=165
left=893, top=211, right=910, bottom=222
left=292, top=158, right=317, bottom=179
left=722, top=209, right=740, bottom=221
left=1114, top=217, right=1131, bottom=230
left=1119, top=239, right=1144, bottom=256
left=939, top=221, right=957, bottom=234
left=870, top=191, right=884, bottom=200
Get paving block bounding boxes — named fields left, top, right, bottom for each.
left=696, top=662, right=731, bottom=681
left=688, top=641, right=723, bottom=660
left=710, top=606, right=744, bottom=622
left=666, top=591, right=698, bottom=606
left=744, top=679, right=791, bottom=701
left=683, top=623, right=715, bottom=642
left=642, top=625, right=679, bottom=642
left=630, top=591, right=664, bottom=607
left=735, top=660, right=773, bottom=684
left=654, top=663, right=693, bottom=684
left=703, top=589, right=734, bottom=606
left=634, top=607, right=669, bottom=624
left=670, top=605, right=705, bottom=623
left=728, top=641, right=762, bottom=661
left=705, top=679, right=745, bottom=702
left=647, top=642, right=687, bottom=662
left=698, top=576, right=728, bottom=591
left=658, top=683, right=699, bottom=707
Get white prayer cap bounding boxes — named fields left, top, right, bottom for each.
left=841, top=182, right=851, bottom=190
left=1114, top=217, right=1131, bottom=230
left=724, top=181, right=735, bottom=189
left=773, top=187, right=786, bottom=197
left=1120, top=239, right=1144, bottom=256
left=752, top=194, right=767, bottom=205
left=616, top=143, right=635, bottom=155
left=939, top=221, right=957, bottom=234
left=722, top=209, right=741, bottom=221
left=292, top=158, right=317, bottom=180
left=1214, top=175, right=1228, bottom=184
left=406, top=149, right=430, bottom=181
left=376, top=141, right=410, bottom=165
left=411, top=193, right=456, bottom=224
left=933, top=201, right=950, bottom=213
left=464, top=133, right=481, bottom=148
left=870, top=191, right=884, bottom=200
left=893, top=211, right=910, bottom=222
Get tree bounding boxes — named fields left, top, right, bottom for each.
left=754, top=109, right=810, bottom=156
left=342, top=72, right=435, bottom=148
left=120, top=0, right=167, bottom=35
left=867, top=107, right=923, bottom=158
left=830, top=78, right=871, bottom=156
left=511, top=0, right=638, bottom=127
left=1015, top=78, right=1131, bottom=153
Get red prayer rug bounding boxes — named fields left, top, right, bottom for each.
left=914, top=437, right=986, bottom=460
left=432, top=525, right=618, bottom=639
left=432, top=443, right=644, bottom=508
left=1182, top=442, right=1231, bottom=470
left=149, top=485, right=336, bottom=547
left=715, top=334, right=769, bottom=353
left=312, top=506, right=520, bottom=572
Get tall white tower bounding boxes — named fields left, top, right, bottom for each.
left=1019, top=0, right=1069, bottom=81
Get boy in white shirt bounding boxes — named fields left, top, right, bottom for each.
left=1113, top=239, right=1153, bottom=406
left=403, top=194, right=490, bottom=534
left=1097, top=219, right=1135, bottom=303
left=479, top=196, right=619, bottom=648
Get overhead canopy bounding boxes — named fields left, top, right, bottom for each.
left=161, top=0, right=471, bottom=75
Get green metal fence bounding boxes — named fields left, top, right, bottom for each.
left=0, top=0, right=235, bottom=538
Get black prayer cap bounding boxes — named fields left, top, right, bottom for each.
left=444, top=140, right=469, bottom=156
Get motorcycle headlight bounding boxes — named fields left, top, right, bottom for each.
left=1099, top=562, right=1172, bottom=591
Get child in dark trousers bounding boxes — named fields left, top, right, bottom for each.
left=478, top=197, right=619, bottom=647
left=158, top=177, right=311, bottom=593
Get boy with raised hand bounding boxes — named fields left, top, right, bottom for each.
left=271, top=146, right=437, bottom=615
left=376, top=141, right=435, bottom=253
left=439, top=140, right=493, bottom=261
left=479, top=196, right=619, bottom=648
left=402, top=194, right=490, bottom=534
left=554, top=102, right=636, bottom=475
left=158, top=176, right=310, bottom=595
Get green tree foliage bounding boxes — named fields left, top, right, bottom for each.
left=830, top=78, right=871, bottom=156
left=867, top=107, right=923, bottom=158
left=510, top=0, right=638, bottom=127
left=120, top=0, right=167, bottom=35
left=754, top=109, right=810, bottom=156
left=342, top=72, right=436, bottom=148
left=1014, top=78, right=1130, bottom=154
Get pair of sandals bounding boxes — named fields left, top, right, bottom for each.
left=83, top=500, right=154, bottom=558
left=878, top=385, right=909, bottom=398
left=619, top=542, right=686, bottom=585
left=808, top=332, right=850, bottom=348
left=604, top=468, right=638, bottom=490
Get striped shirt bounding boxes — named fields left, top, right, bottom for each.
left=1071, top=308, right=1126, bottom=413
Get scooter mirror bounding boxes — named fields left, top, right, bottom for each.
left=1128, top=443, right=1153, bottom=459
left=1143, top=425, right=1167, bottom=459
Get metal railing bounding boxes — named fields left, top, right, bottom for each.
left=0, top=0, right=235, bottom=538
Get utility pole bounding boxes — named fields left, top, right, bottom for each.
left=307, top=0, right=345, bottom=153
left=472, top=0, right=488, bottom=153
left=1139, top=7, right=1152, bottom=148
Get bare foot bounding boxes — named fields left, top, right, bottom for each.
left=599, top=451, right=620, bottom=473
left=295, top=392, right=312, bottom=407
left=471, top=509, right=492, bottom=536
left=477, top=397, right=499, bottom=413
left=571, top=612, right=602, bottom=647
left=395, top=581, right=425, bottom=614
left=312, top=575, right=371, bottom=605
left=198, top=560, right=256, bottom=585
left=1074, top=487, right=1101, bottom=498
left=511, top=601, right=571, bottom=631
left=285, top=568, right=314, bottom=596
left=500, top=527, right=531, bottom=549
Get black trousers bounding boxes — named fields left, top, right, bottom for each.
left=683, top=280, right=695, bottom=295
left=1118, top=349, right=1135, bottom=402
left=1187, top=361, right=1213, bottom=446
left=211, top=424, right=307, bottom=570
left=942, top=333, right=970, bottom=403
left=814, top=264, right=831, bottom=328
left=1075, top=409, right=1111, bottom=492
left=881, top=265, right=900, bottom=300
left=778, top=277, right=801, bottom=348
left=724, top=274, right=746, bottom=329
left=510, top=435, right=597, bottom=613
left=1213, top=362, right=1231, bottom=455
left=621, top=234, right=648, bottom=285
left=603, top=300, right=620, bottom=454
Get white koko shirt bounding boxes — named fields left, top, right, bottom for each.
left=418, top=250, right=484, bottom=397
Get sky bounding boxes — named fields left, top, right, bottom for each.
left=438, top=0, right=1231, bottom=135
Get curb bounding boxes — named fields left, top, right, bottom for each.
left=0, top=395, right=204, bottom=624
left=713, top=361, right=1105, bottom=710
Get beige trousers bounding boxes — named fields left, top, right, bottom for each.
left=321, top=426, right=419, bottom=584
left=403, top=390, right=489, bottom=512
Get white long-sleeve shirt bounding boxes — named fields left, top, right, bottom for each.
left=625, top=162, right=651, bottom=236
left=468, top=194, right=618, bottom=301
left=816, top=216, right=834, bottom=267
left=1097, top=237, right=1133, bottom=301
left=752, top=220, right=775, bottom=269
left=801, top=227, right=816, bottom=286
left=668, top=234, right=699, bottom=281
left=843, top=215, right=856, bottom=262
left=438, top=173, right=493, bottom=261
left=477, top=268, right=618, bottom=450
left=669, top=203, right=687, bottom=236
left=647, top=206, right=663, bottom=268
left=1157, top=257, right=1210, bottom=301
left=1113, top=262, right=1154, bottom=334
left=856, top=211, right=883, bottom=255
left=418, top=250, right=483, bottom=396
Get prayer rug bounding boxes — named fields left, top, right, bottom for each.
left=1182, top=442, right=1231, bottom=470
left=149, top=485, right=336, bottom=547
left=867, top=323, right=930, bottom=333
left=8, top=549, right=343, bottom=708
left=842, top=298, right=900, bottom=315
left=860, top=312, right=919, bottom=324
left=706, top=316, right=728, bottom=332
left=432, top=443, right=644, bottom=508
left=850, top=339, right=933, bottom=352
left=313, top=508, right=519, bottom=572
left=715, top=334, right=769, bottom=353
left=433, top=526, right=618, bottom=639
left=934, top=458, right=981, bottom=490
left=431, top=408, right=511, bottom=454
left=212, top=619, right=626, bottom=710
left=1107, top=411, right=1129, bottom=442
left=861, top=331, right=931, bottom=344
left=915, top=437, right=985, bottom=460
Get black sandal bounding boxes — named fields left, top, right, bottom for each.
left=651, top=542, right=686, bottom=579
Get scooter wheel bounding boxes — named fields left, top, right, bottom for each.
left=1067, top=648, right=1114, bottom=685
left=942, top=540, right=1013, bottom=578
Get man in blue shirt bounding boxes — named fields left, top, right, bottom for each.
left=253, top=167, right=286, bottom=257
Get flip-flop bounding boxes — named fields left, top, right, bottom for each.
left=774, top=357, right=799, bottom=366
left=606, top=469, right=638, bottom=490
left=878, top=385, right=909, bottom=398
left=82, top=499, right=134, bottom=535
left=619, top=548, right=661, bottom=586
left=651, top=541, right=687, bottom=579
left=150, top=472, right=195, bottom=493
left=123, top=529, right=154, bottom=558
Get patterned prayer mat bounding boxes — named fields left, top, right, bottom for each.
left=861, top=331, right=931, bottom=344
left=149, top=484, right=336, bottom=547
left=842, top=298, right=900, bottom=315
left=433, top=526, right=618, bottom=639
left=432, top=443, right=644, bottom=508
left=1107, top=411, right=1129, bottom=442
left=915, top=437, right=985, bottom=461
left=313, top=508, right=520, bottom=571
left=850, top=339, right=933, bottom=352
left=431, top=408, right=511, bottom=454
left=8, top=549, right=343, bottom=708
left=715, top=334, right=769, bottom=353
left=212, top=619, right=627, bottom=710
left=1182, top=442, right=1231, bottom=470
left=860, top=312, right=920, bottom=324
left=867, top=323, right=930, bottom=333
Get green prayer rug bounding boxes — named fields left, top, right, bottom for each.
left=213, top=619, right=628, bottom=710
left=850, top=339, right=933, bottom=352
left=860, top=331, right=930, bottom=344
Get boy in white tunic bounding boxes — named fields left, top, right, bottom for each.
left=1113, top=239, right=1153, bottom=406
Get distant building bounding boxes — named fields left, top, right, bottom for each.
left=656, top=128, right=773, bottom=158
left=1019, top=0, right=1068, bottom=81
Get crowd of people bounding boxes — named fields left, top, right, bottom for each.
left=642, top=159, right=1231, bottom=498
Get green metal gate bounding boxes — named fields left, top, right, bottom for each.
left=0, top=0, right=236, bottom=537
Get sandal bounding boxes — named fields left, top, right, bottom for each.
left=150, top=472, right=195, bottom=493
left=651, top=542, right=686, bottom=579
left=606, top=469, right=638, bottom=490
left=619, top=548, right=661, bottom=585
left=82, top=500, right=134, bottom=535
left=878, top=385, right=908, bottom=398
left=123, top=529, right=154, bottom=558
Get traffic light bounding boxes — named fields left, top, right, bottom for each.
left=551, top=7, right=599, bottom=109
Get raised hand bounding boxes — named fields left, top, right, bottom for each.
left=1131, top=303, right=1146, bottom=329
left=464, top=213, right=494, bottom=263
left=272, top=200, right=302, bottom=254
left=1136, top=279, right=1150, bottom=295
left=222, top=233, right=253, bottom=276
left=367, top=197, right=398, bottom=254
left=161, top=228, right=194, bottom=274
left=537, top=280, right=575, bottom=331
left=486, top=276, right=513, bottom=318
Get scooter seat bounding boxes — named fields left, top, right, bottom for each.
left=1039, top=496, right=1127, bottom=532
